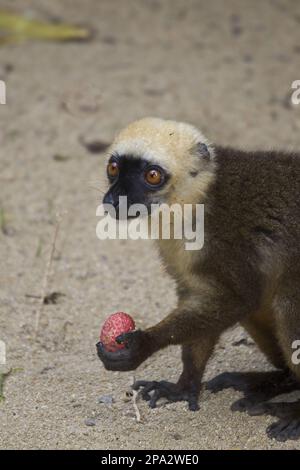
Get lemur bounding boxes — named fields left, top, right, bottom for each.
left=96, top=117, right=300, bottom=442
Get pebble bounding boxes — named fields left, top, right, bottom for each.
left=98, top=394, right=114, bottom=405
left=85, top=418, right=97, bottom=427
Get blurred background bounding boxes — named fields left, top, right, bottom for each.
left=0, top=0, right=300, bottom=450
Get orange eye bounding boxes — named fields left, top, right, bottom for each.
left=107, top=162, right=119, bottom=178
left=145, top=168, right=162, bottom=186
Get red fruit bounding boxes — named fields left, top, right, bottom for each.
left=100, top=312, right=135, bottom=352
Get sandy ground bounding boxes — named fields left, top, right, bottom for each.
left=1, top=0, right=300, bottom=450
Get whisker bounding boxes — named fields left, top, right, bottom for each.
left=88, top=185, right=105, bottom=194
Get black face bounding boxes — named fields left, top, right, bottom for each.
left=103, top=154, right=169, bottom=219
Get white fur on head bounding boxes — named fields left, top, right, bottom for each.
left=107, top=117, right=216, bottom=204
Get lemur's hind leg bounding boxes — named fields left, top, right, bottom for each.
left=252, top=276, right=300, bottom=442
left=242, top=308, right=286, bottom=370
left=134, top=336, right=216, bottom=411
left=206, top=309, right=298, bottom=414
left=247, top=400, right=300, bottom=442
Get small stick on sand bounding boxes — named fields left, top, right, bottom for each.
left=132, top=389, right=141, bottom=423
left=130, top=376, right=142, bottom=423
left=34, top=213, right=62, bottom=336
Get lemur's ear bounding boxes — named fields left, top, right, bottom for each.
left=196, top=142, right=210, bottom=160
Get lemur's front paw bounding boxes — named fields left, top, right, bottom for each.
left=96, top=330, right=151, bottom=371
left=133, top=380, right=200, bottom=411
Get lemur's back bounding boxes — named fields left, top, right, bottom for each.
left=207, top=147, right=300, bottom=260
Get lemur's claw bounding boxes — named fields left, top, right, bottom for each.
left=133, top=380, right=200, bottom=411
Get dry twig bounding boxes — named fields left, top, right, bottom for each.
left=129, top=375, right=142, bottom=423
left=34, top=213, right=62, bottom=336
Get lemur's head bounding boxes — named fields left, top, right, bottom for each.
left=103, top=118, right=215, bottom=217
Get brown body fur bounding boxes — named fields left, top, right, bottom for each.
left=154, top=145, right=300, bottom=377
